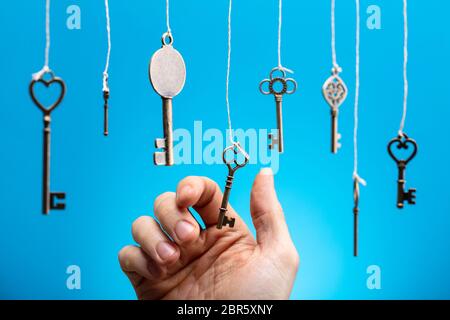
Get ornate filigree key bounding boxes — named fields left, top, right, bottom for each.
left=322, top=67, right=348, bottom=153
left=387, top=133, right=418, bottom=209
left=217, top=143, right=249, bottom=229
left=149, top=32, right=186, bottom=166
left=29, top=70, right=67, bottom=214
left=259, top=67, right=297, bottom=153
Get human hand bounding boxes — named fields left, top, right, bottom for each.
left=119, top=168, right=299, bottom=299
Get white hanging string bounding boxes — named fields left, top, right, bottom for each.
left=225, top=0, right=235, bottom=145
left=166, top=0, right=172, bottom=34
left=331, top=0, right=340, bottom=71
left=102, top=0, right=111, bottom=92
left=224, top=0, right=247, bottom=157
left=32, top=0, right=51, bottom=80
left=398, top=0, right=408, bottom=137
left=353, top=0, right=366, bottom=186
left=277, top=0, right=293, bottom=73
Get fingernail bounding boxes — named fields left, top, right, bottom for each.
left=175, top=220, right=196, bottom=241
left=156, top=241, right=177, bottom=260
left=260, top=167, right=273, bottom=176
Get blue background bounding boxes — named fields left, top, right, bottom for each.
left=1, top=0, right=449, bottom=299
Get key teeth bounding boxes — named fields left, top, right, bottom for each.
left=50, top=192, right=66, bottom=210
left=398, top=188, right=416, bottom=208
left=155, top=138, right=166, bottom=149
left=407, top=188, right=416, bottom=204
left=223, top=216, right=236, bottom=228
left=154, top=152, right=167, bottom=166
left=154, top=138, right=169, bottom=166
left=268, top=133, right=278, bottom=150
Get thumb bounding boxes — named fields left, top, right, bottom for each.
left=250, top=168, right=290, bottom=248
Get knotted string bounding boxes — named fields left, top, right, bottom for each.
left=225, top=0, right=248, bottom=157
left=32, top=0, right=51, bottom=80
left=398, top=0, right=408, bottom=137
left=331, top=0, right=342, bottom=73
left=353, top=0, right=366, bottom=187
left=277, top=0, right=293, bottom=74
left=102, top=0, right=111, bottom=92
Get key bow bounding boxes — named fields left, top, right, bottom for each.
left=387, top=133, right=418, bottom=165
left=29, top=70, right=66, bottom=115
left=259, top=67, right=297, bottom=96
left=222, top=142, right=249, bottom=174
left=322, top=69, right=348, bottom=110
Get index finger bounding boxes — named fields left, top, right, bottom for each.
left=175, top=176, right=241, bottom=228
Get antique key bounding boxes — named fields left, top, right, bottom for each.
left=387, top=133, right=418, bottom=209
left=259, top=67, right=297, bottom=153
left=322, top=67, right=348, bottom=153
left=103, top=87, right=109, bottom=136
left=353, top=177, right=360, bottom=257
left=29, top=70, right=67, bottom=214
left=149, top=32, right=186, bottom=166
left=217, top=143, right=249, bottom=229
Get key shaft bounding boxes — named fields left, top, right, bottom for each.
left=331, top=108, right=341, bottom=154
left=42, top=115, right=66, bottom=214
left=217, top=173, right=236, bottom=229
left=154, top=98, right=174, bottom=166
left=103, top=90, right=109, bottom=136
left=269, top=95, right=284, bottom=153
left=353, top=178, right=360, bottom=257
left=353, top=208, right=358, bottom=257
left=42, top=115, right=51, bottom=214
left=275, top=95, right=284, bottom=153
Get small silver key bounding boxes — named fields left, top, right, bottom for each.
left=322, top=67, right=348, bottom=154
left=259, top=67, right=297, bottom=153
left=149, top=32, right=186, bottom=166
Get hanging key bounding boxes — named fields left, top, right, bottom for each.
left=149, top=32, right=186, bottom=166
left=217, top=143, right=249, bottom=229
left=387, top=133, right=418, bottom=209
left=103, top=88, right=109, bottom=136
left=322, top=67, right=348, bottom=153
left=29, top=70, right=67, bottom=215
left=259, top=67, right=297, bottom=153
left=353, top=177, right=360, bottom=257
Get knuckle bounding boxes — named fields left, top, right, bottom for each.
left=153, top=192, right=176, bottom=216
left=203, top=176, right=220, bottom=190
left=278, top=244, right=300, bottom=269
left=131, top=216, right=153, bottom=242
left=118, top=245, right=134, bottom=270
left=178, top=176, right=198, bottom=189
